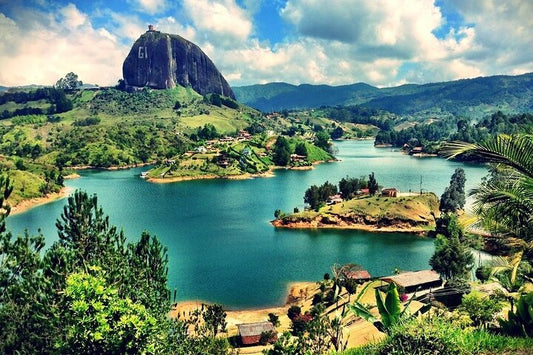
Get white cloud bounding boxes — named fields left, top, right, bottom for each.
left=0, top=5, right=128, bottom=87
left=60, top=3, right=88, bottom=29
left=153, top=16, right=197, bottom=42
left=109, top=12, right=147, bottom=41
left=448, top=0, right=533, bottom=75
left=183, top=0, right=252, bottom=46
left=136, top=0, right=167, bottom=14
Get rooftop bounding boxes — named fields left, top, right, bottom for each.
left=237, top=321, right=274, bottom=337
left=380, top=270, right=441, bottom=288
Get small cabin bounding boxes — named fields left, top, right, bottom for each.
left=381, top=188, right=399, bottom=197
left=380, top=270, right=442, bottom=294
left=237, top=321, right=277, bottom=345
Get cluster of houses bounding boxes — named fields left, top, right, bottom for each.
left=235, top=268, right=443, bottom=347
left=192, top=130, right=253, bottom=155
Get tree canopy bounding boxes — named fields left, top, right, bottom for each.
left=439, top=168, right=466, bottom=213
left=55, top=72, right=83, bottom=90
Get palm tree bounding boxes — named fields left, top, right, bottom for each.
left=441, top=134, right=533, bottom=242
left=441, top=134, right=533, bottom=288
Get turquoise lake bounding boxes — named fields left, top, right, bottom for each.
left=6, top=140, right=489, bottom=309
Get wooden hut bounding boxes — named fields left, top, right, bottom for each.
left=237, top=321, right=277, bottom=345
left=380, top=270, right=442, bottom=293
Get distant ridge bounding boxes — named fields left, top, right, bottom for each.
left=233, top=73, right=533, bottom=117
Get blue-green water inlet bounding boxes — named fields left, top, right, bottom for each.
left=6, top=141, right=488, bottom=308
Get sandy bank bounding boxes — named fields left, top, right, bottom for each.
left=10, top=186, right=73, bottom=215
left=170, top=280, right=386, bottom=354
left=63, top=173, right=81, bottom=179
left=271, top=219, right=429, bottom=234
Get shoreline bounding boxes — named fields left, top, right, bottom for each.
left=146, top=159, right=337, bottom=184
left=10, top=186, right=74, bottom=215
left=67, top=161, right=155, bottom=171
left=271, top=219, right=430, bottom=235
left=171, top=281, right=316, bottom=314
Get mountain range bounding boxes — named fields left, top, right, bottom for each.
left=233, top=73, right=533, bottom=117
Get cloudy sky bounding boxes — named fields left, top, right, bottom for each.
left=0, top=0, right=532, bottom=88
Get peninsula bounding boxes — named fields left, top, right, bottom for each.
left=144, top=132, right=334, bottom=183
left=272, top=192, right=440, bottom=234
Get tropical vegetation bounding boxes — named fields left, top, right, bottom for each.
left=0, top=181, right=231, bottom=354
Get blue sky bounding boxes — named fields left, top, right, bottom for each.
left=0, top=0, right=531, bottom=87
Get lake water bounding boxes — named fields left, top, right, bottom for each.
left=6, top=140, right=489, bottom=308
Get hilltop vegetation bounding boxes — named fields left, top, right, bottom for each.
left=274, top=192, right=440, bottom=233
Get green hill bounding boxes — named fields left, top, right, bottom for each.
left=0, top=85, right=336, bottom=206
left=234, top=73, right=533, bottom=118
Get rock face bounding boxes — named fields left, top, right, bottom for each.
left=123, top=29, right=235, bottom=99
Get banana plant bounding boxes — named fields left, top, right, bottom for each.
left=499, top=292, right=533, bottom=337
left=348, top=282, right=430, bottom=334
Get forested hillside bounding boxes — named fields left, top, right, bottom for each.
left=234, top=72, right=533, bottom=117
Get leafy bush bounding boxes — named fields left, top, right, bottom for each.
left=287, top=305, right=301, bottom=321
left=259, top=330, right=276, bottom=345
left=460, top=291, right=503, bottom=328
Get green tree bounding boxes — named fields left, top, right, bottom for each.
left=318, top=181, right=337, bottom=202
left=304, top=185, right=321, bottom=210
left=330, top=126, right=344, bottom=140
left=338, top=176, right=361, bottom=199
left=203, top=304, right=227, bottom=336
left=58, top=269, right=161, bottom=354
left=368, top=172, right=379, bottom=195
left=55, top=72, right=83, bottom=90
left=268, top=313, right=280, bottom=327
left=209, top=93, right=222, bottom=107
left=273, top=135, right=291, bottom=166
left=294, top=142, right=308, bottom=157
left=314, top=131, right=330, bottom=151
left=429, top=214, right=474, bottom=280
left=53, top=190, right=170, bottom=317
left=439, top=168, right=466, bottom=212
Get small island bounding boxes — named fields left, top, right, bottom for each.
left=272, top=175, right=440, bottom=234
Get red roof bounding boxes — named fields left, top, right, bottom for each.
left=346, top=270, right=371, bottom=280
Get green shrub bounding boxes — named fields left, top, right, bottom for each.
left=460, top=291, right=503, bottom=328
